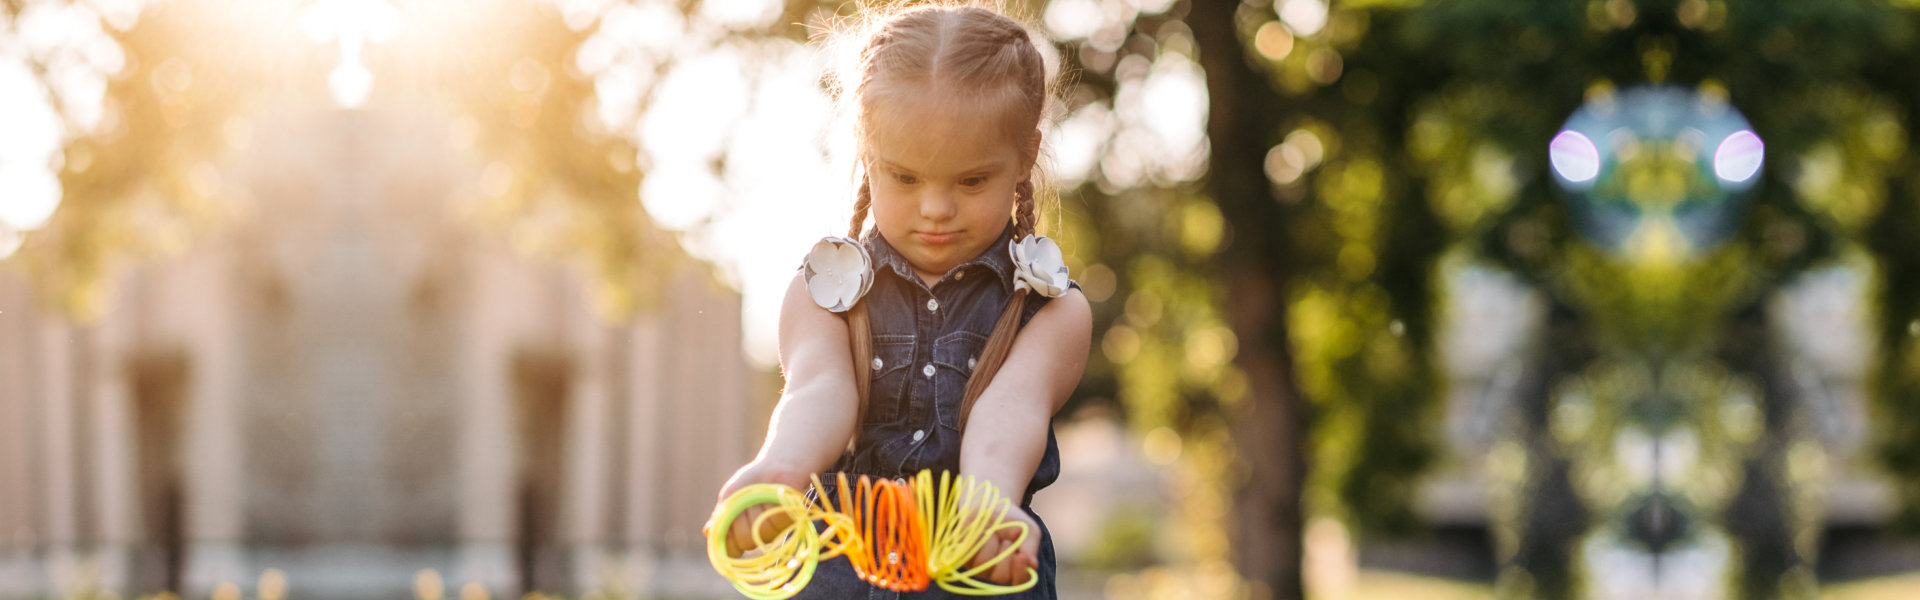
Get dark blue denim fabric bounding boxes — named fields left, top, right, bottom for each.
left=793, top=225, right=1066, bottom=600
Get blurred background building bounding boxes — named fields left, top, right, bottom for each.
left=0, top=106, right=773, bottom=597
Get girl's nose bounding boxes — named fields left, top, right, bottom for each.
left=919, top=189, right=957, bottom=221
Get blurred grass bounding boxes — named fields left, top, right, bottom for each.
left=1315, top=571, right=1920, bottom=600
left=1822, top=574, right=1920, bottom=600
left=1313, top=570, right=1493, bottom=600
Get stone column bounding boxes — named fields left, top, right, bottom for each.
left=0, top=272, right=43, bottom=596
left=453, top=246, right=530, bottom=594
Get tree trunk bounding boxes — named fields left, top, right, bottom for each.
left=1225, top=269, right=1308, bottom=600
left=1190, top=1, right=1307, bottom=598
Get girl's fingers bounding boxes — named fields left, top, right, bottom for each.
left=726, top=504, right=801, bottom=556
left=759, top=507, right=795, bottom=539
left=1000, top=542, right=1030, bottom=585
left=728, top=505, right=769, bottom=556
left=725, top=507, right=756, bottom=556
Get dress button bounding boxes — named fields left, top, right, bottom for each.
left=955, top=271, right=965, bottom=280
left=922, top=364, right=935, bottom=377
left=872, top=357, right=883, bottom=370
left=912, top=429, right=925, bottom=442
left=967, top=356, right=976, bottom=370
left=927, top=298, right=939, bottom=312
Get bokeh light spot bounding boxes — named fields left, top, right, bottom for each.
left=1712, top=129, right=1764, bottom=183
left=1254, top=21, right=1294, bottom=61
left=1277, top=0, right=1328, bottom=36
left=1549, top=130, right=1601, bottom=183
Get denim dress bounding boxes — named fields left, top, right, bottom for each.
left=793, top=225, right=1067, bottom=600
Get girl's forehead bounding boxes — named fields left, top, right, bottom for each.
left=863, top=90, right=1030, bottom=172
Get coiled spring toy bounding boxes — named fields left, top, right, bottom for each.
left=706, top=470, right=1038, bottom=598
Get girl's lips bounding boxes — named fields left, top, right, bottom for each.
left=915, top=230, right=962, bottom=245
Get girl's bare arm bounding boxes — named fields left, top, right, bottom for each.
left=960, top=287, right=1092, bottom=509
left=717, top=272, right=861, bottom=496
left=958, top=287, right=1091, bottom=583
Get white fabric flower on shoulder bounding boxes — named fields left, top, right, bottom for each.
left=803, top=236, right=874, bottom=312
left=1009, top=234, right=1070, bottom=298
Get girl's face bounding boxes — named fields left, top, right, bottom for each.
left=864, top=90, right=1037, bottom=287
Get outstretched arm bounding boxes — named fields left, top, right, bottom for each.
left=959, top=287, right=1092, bottom=583
left=709, top=272, right=861, bottom=549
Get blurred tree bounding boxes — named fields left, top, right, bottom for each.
left=1188, top=1, right=1313, bottom=597
left=416, top=0, right=692, bottom=321
left=1181, top=0, right=1920, bottom=597
left=4, top=0, right=266, bottom=319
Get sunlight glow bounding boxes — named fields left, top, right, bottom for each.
left=638, top=162, right=721, bottom=231
left=0, top=165, right=63, bottom=232
left=302, top=0, right=400, bottom=108
left=2, top=0, right=140, bottom=236
left=640, top=48, right=748, bottom=163
left=698, top=0, right=780, bottom=30
left=328, top=41, right=374, bottom=108
left=576, top=2, right=852, bottom=364
left=0, top=224, right=21, bottom=260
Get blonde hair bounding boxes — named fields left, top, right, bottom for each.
left=823, top=2, right=1059, bottom=240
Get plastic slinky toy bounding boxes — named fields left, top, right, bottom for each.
left=706, top=470, right=1038, bottom=599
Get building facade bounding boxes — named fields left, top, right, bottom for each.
left=0, top=110, right=767, bottom=599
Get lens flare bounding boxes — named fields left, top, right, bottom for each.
left=1712, top=130, right=1764, bottom=183
left=1549, top=130, right=1601, bottom=183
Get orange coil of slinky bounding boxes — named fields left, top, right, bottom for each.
left=820, top=472, right=931, bottom=592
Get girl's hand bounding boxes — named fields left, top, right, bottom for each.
left=704, top=463, right=805, bottom=557
left=966, top=507, right=1039, bottom=586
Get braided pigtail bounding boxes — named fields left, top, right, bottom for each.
left=845, top=176, right=875, bottom=435
left=1013, top=179, right=1037, bottom=238
left=848, top=180, right=873, bottom=239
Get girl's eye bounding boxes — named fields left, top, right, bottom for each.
left=960, top=176, right=987, bottom=187
left=893, top=172, right=918, bottom=185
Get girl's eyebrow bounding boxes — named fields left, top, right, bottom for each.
left=879, top=158, right=1008, bottom=176
left=876, top=159, right=918, bottom=175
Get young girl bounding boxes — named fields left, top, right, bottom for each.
left=708, top=3, right=1092, bottom=597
